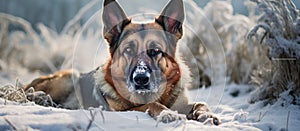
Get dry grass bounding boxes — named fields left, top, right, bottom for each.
left=0, top=80, right=28, bottom=103
left=0, top=81, right=58, bottom=107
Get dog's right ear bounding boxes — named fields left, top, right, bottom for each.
left=156, top=0, right=184, bottom=39
left=102, top=0, right=130, bottom=49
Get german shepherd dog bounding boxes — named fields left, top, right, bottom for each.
left=25, top=0, right=220, bottom=125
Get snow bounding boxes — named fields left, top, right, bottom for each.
left=1, top=0, right=300, bottom=130
left=1, top=83, right=299, bottom=131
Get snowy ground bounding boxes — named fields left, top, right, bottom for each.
left=1, top=83, right=299, bottom=131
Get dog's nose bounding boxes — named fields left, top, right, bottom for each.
left=133, top=72, right=150, bottom=86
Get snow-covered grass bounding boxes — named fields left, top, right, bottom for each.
left=248, top=0, right=300, bottom=105
left=0, top=0, right=299, bottom=130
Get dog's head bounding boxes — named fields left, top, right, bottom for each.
left=102, top=0, right=184, bottom=104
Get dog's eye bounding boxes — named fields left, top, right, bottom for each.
left=147, top=47, right=162, bottom=57
left=123, top=41, right=136, bottom=55
left=148, top=41, right=162, bottom=57
left=124, top=47, right=135, bottom=55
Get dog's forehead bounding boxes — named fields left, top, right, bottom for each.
left=125, top=22, right=163, bottom=31
left=120, top=22, right=165, bottom=39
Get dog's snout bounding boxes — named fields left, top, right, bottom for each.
left=133, top=72, right=150, bottom=86
left=129, top=59, right=153, bottom=90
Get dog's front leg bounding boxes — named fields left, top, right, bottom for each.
left=130, top=102, right=185, bottom=123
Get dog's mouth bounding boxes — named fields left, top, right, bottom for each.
left=127, top=60, right=162, bottom=94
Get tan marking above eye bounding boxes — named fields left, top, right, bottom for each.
left=148, top=41, right=163, bottom=50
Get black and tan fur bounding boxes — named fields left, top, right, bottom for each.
left=24, top=0, right=220, bottom=125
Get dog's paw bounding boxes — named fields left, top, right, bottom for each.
left=197, top=112, right=221, bottom=125
left=187, top=103, right=221, bottom=125
left=156, top=110, right=186, bottom=123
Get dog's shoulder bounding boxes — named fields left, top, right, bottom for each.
left=176, top=54, right=193, bottom=89
left=169, top=56, right=193, bottom=113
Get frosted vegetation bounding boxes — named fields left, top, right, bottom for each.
left=248, top=0, right=300, bottom=105
left=0, top=0, right=299, bottom=130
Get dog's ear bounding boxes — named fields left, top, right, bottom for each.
left=156, top=0, right=184, bottom=39
left=102, top=0, right=130, bottom=47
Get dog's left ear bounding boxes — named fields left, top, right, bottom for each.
left=156, top=0, right=184, bottom=39
left=102, top=0, right=130, bottom=46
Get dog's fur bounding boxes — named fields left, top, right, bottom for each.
left=24, top=0, right=220, bottom=125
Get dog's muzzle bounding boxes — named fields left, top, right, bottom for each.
left=133, top=70, right=150, bottom=87
left=132, top=60, right=151, bottom=90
